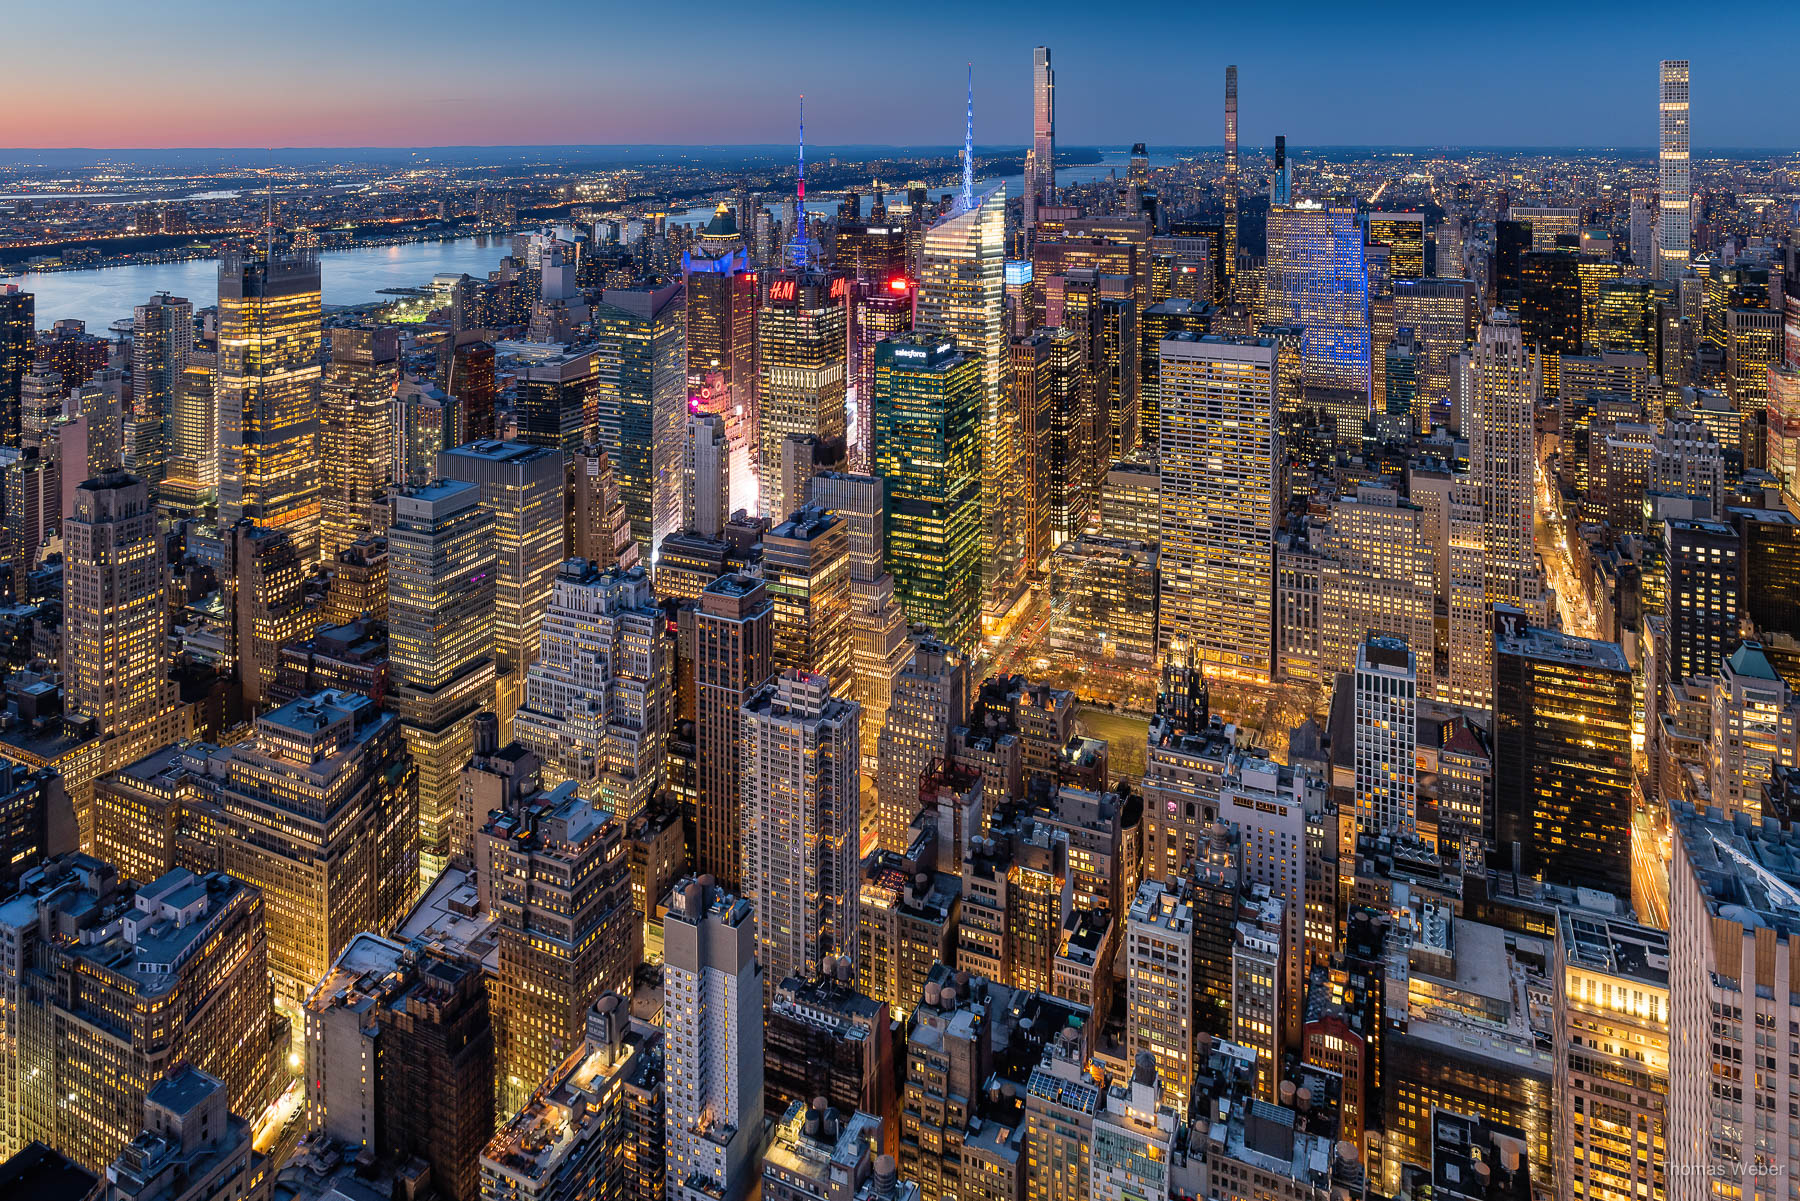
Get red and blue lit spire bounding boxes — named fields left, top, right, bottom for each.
left=787, top=93, right=810, bottom=270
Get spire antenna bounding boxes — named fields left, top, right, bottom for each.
left=789, top=94, right=809, bottom=270
left=961, top=63, right=975, bottom=211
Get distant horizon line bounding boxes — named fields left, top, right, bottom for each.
left=2, top=142, right=1797, bottom=155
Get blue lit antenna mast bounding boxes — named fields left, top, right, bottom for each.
left=787, top=94, right=810, bottom=270
left=960, top=64, right=975, bottom=213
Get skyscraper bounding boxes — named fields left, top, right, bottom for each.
left=684, top=247, right=758, bottom=517
left=764, top=505, right=854, bottom=692
left=0, top=285, right=30, bottom=447
left=1367, top=212, right=1425, bottom=281
left=160, top=350, right=216, bottom=518
left=663, top=879, right=763, bottom=1201
left=872, top=336, right=983, bottom=653
left=758, top=273, right=848, bottom=521
left=1353, top=635, right=1418, bottom=837
left=1157, top=335, right=1276, bottom=680
left=1265, top=203, right=1372, bottom=395
left=219, top=689, right=419, bottom=1001
left=919, top=182, right=1020, bottom=620
left=873, top=635, right=967, bottom=853
left=684, top=412, right=729, bottom=540
left=593, top=283, right=687, bottom=561
left=513, top=561, right=668, bottom=823
left=387, top=480, right=497, bottom=882
left=127, top=293, right=192, bottom=492
left=1669, top=808, right=1800, bottom=1201
left=694, top=574, right=773, bottom=891
left=1270, top=135, right=1290, bottom=206
left=436, top=439, right=565, bottom=720
left=1026, top=46, right=1055, bottom=235
left=1494, top=606, right=1633, bottom=895
left=1449, top=309, right=1543, bottom=707
left=1223, top=66, right=1238, bottom=297
left=216, top=247, right=324, bottom=561
left=63, top=470, right=174, bottom=746
left=742, top=669, right=860, bottom=996
left=318, top=326, right=399, bottom=561
left=11, top=866, right=271, bottom=1172
left=481, top=776, right=639, bottom=1115
left=1657, top=59, right=1691, bottom=281
left=809, top=471, right=911, bottom=774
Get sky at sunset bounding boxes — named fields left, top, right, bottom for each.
left=4, top=0, right=1795, bottom=151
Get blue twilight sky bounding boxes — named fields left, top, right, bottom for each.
left=3, top=0, right=1795, bottom=150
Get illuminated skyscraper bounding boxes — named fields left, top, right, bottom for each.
left=387, top=480, right=497, bottom=882
left=515, top=345, right=598, bottom=457
left=1270, top=135, right=1291, bottom=206
left=1657, top=60, right=1691, bottom=281
left=664, top=880, right=764, bottom=1201
left=436, top=439, right=565, bottom=720
left=63, top=470, right=174, bottom=745
left=1042, top=324, right=1095, bottom=544
left=481, top=776, right=639, bottom=1116
left=1223, top=67, right=1238, bottom=297
left=919, top=185, right=1017, bottom=619
left=1392, top=278, right=1473, bottom=431
left=848, top=267, right=913, bottom=475
left=1266, top=203, right=1371, bottom=395
left=765, top=504, right=854, bottom=696
left=1469, top=310, right=1540, bottom=602
left=10, top=866, right=271, bottom=1173
left=1011, top=331, right=1056, bottom=569
left=0, top=284, right=30, bottom=446
left=318, top=326, right=399, bottom=561
left=758, top=273, right=848, bottom=521
left=684, top=411, right=729, bottom=539
left=695, top=574, right=773, bottom=892
left=810, top=471, right=910, bottom=775
left=513, top=561, right=667, bottom=822
left=1446, top=310, right=1542, bottom=708
left=127, top=292, right=191, bottom=492
left=216, top=248, right=324, bottom=561
left=219, top=689, right=419, bottom=1001
left=1025, top=46, right=1056, bottom=234
left=872, top=336, right=983, bottom=653
left=1157, top=335, right=1276, bottom=681
left=1367, top=213, right=1425, bottom=281
left=742, top=668, right=860, bottom=998
left=160, top=350, right=216, bottom=519
left=593, top=283, right=687, bottom=561
left=1353, top=635, right=1418, bottom=837
left=684, top=246, right=759, bottom=515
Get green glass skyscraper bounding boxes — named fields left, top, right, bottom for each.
left=873, top=335, right=982, bottom=653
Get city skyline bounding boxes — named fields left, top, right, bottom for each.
left=2, top=3, right=1796, bottom=150
left=0, top=19, right=1792, bottom=1201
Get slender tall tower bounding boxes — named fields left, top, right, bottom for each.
left=216, top=247, right=324, bottom=561
left=695, top=574, right=773, bottom=891
left=1271, top=136, right=1291, bottom=206
left=1657, top=60, right=1691, bottom=281
left=64, top=469, right=173, bottom=741
left=387, top=480, right=497, bottom=885
left=1224, top=66, right=1239, bottom=298
left=1026, top=46, right=1055, bottom=235
left=128, top=292, right=191, bottom=494
left=919, top=72, right=1019, bottom=623
left=318, top=326, right=398, bottom=561
left=741, top=668, right=860, bottom=998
